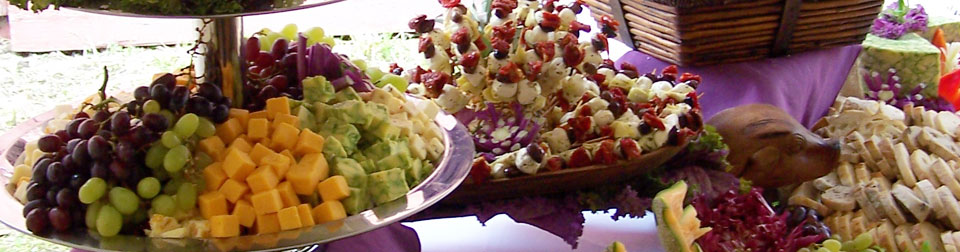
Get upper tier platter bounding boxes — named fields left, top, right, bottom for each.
left=0, top=95, right=474, bottom=252
left=61, top=0, right=345, bottom=19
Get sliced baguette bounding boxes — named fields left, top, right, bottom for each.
left=821, top=186, right=857, bottom=212
left=876, top=221, right=900, bottom=252
left=813, top=172, right=840, bottom=191
left=895, top=224, right=920, bottom=252
left=937, top=186, right=960, bottom=229
left=837, top=162, right=857, bottom=186
left=912, top=150, right=940, bottom=187
left=916, top=180, right=947, bottom=220
left=910, top=222, right=944, bottom=252
left=932, top=158, right=960, bottom=199
left=893, top=143, right=918, bottom=187
left=891, top=183, right=931, bottom=221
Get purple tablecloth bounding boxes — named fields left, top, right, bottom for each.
left=617, top=46, right=862, bottom=128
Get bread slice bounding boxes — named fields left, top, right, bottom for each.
left=893, top=143, right=918, bottom=187
left=933, top=158, right=960, bottom=199
left=813, top=172, right=840, bottom=191
left=916, top=180, right=947, bottom=220
left=822, top=186, right=856, bottom=212
left=937, top=186, right=960, bottom=229
left=837, top=162, right=857, bottom=186
left=854, top=163, right=872, bottom=185
left=876, top=221, right=900, bottom=252
left=912, top=150, right=940, bottom=187
left=895, top=224, right=920, bottom=252
left=903, top=126, right=923, bottom=152
left=942, top=231, right=957, bottom=252
left=866, top=180, right=907, bottom=225
left=891, top=183, right=931, bottom=221
left=910, top=222, right=944, bottom=252
left=836, top=212, right=853, bottom=241
left=855, top=184, right=884, bottom=221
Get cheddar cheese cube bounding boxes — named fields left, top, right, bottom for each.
left=276, top=181, right=301, bottom=207
left=250, top=110, right=270, bottom=120
left=198, top=136, right=226, bottom=161
left=216, top=118, right=244, bottom=144
left=222, top=148, right=256, bottom=181
left=270, top=123, right=300, bottom=151
left=246, top=166, right=280, bottom=194
left=296, top=204, right=315, bottom=227
left=229, top=109, right=250, bottom=129
left=232, top=199, right=256, bottom=228
left=198, top=191, right=229, bottom=219
left=280, top=149, right=296, bottom=163
left=255, top=213, right=281, bottom=234
left=260, top=153, right=292, bottom=178
left=249, top=143, right=276, bottom=165
left=258, top=137, right=273, bottom=149
left=228, top=137, right=253, bottom=153
left=265, top=96, right=291, bottom=118
left=286, top=153, right=329, bottom=195
left=312, top=201, right=347, bottom=223
left=251, top=189, right=284, bottom=215
left=318, top=176, right=351, bottom=202
left=277, top=206, right=302, bottom=231
left=247, top=118, right=270, bottom=141
left=273, top=113, right=300, bottom=130
left=294, top=129, right=325, bottom=156
left=218, top=179, right=249, bottom=203
left=210, top=215, right=240, bottom=238
left=203, top=162, right=227, bottom=191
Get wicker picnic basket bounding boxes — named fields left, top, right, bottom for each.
left=585, top=0, right=883, bottom=66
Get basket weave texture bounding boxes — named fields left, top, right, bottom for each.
left=585, top=0, right=883, bottom=66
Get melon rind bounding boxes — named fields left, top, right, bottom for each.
left=653, top=181, right=711, bottom=252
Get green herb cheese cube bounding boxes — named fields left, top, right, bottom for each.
left=366, top=168, right=409, bottom=205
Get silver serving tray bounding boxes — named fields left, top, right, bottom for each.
left=0, top=96, right=474, bottom=251
left=62, top=0, right=346, bottom=19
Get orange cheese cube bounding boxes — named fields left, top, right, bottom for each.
left=265, top=96, right=291, bottom=118
left=277, top=206, right=302, bottom=231
left=216, top=118, right=244, bottom=144
left=296, top=204, right=315, bottom=227
left=312, top=201, right=346, bottom=223
left=276, top=181, right=301, bottom=207
left=255, top=213, right=281, bottom=234
left=198, top=136, right=226, bottom=161
left=294, top=129, right=325, bottom=156
left=260, top=153, right=292, bottom=178
left=280, top=149, right=296, bottom=163
left=229, top=109, right=250, bottom=129
left=218, top=179, right=249, bottom=203
left=210, top=215, right=240, bottom=238
left=250, top=110, right=270, bottom=120
left=286, top=153, right=329, bottom=195
left=228, top=137, right=253, bottom=153
left=251, top=189, right=284, bottom=215
left=232, top=199, right=256, bottom=228
left=222, top=148, right=256, bottom=180
left=246, top=166, right=280, bottom=194
left=318, top=176, right=351, bottom=202
left=270, top=123, right=300, bottom=151
left=211, top=237, right=237, bottom=251
left=272, top=114, right=300, bottom=130
left=203, top=162, right=227, bottom=191
left=247, top=118, right=270, bottom=141
left=259, top=137, right=273, bottom=149
left=198, top=191, right=229, bottom=219
left=248, top=143, right=276, bottom=165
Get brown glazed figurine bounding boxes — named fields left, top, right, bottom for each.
left=707, top=104, right=840, bottom=188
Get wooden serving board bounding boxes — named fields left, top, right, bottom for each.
left=440, top=142, right=688, bottom=205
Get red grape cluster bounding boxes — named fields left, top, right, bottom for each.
left=242, top=36, right=302, bottom=111
left=133, top=74, right=232, bottom=124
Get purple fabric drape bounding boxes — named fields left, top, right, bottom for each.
left=616, top=46, right=862, bottom=128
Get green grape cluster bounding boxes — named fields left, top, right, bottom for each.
left=798, top=233, right=884, bottom=252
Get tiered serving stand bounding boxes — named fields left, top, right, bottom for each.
left=0, top=2, right=476, bottom=251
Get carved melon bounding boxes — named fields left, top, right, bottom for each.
left=653, top=181, right=712, bottom=252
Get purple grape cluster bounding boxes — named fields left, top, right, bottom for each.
left=242, top=36, right=302, bottom=111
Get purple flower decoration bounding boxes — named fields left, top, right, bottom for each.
left=871, top=1, right=928, bottom=39
left=904, top=5, right=928, bottom=32
left=863, top=68, right=956, bottom=112
left=871, top=17, right=907, bottom=39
